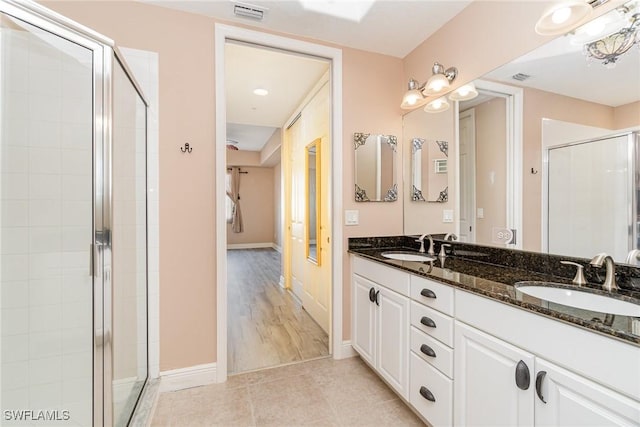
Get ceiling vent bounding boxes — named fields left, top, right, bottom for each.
left=512, top=73, right=531, bottom=82
left=233, top=2, right=267, bottom=21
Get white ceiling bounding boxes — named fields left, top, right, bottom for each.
left=142, top=0, right=471, bottom=58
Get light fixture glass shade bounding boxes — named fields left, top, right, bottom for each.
left=424, top=97, right=450, bottom=113
left=424, top=73, right=450, bottom=95
left=571, top=8, right=627, bottom=44
left=449, top=83, right=479, bottom=101
left=535, top=0, right=593, bottom=36
left=401, top=89, right=425, bottom=109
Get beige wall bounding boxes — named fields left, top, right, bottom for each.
left=226, top=167, right=275, bottom=245
left=613, top=101, right=640, bottom=130
left=472, top=98, right=507, bottom=245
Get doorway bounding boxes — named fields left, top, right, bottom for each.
left=214, top=24, right=345, bottom=382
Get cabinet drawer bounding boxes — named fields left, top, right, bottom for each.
left=353, top=256, right=410, bottom=297
left=410, top=326, right=453, bottom=379
left=410, top=275, right=454, bottom=316
left=411, top=301, right=454, bottom=347
left=410, top=352, right=452, bottom=427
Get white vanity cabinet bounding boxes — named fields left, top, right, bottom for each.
left=351, top=257, right=410, bottom=399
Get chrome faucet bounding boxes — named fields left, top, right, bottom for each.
left=625, top=249, right=640, bottom=265
left=444, top=233, right=458, bottom=241
left=439, top=243, right=451, bottom=258
left=416, top=234, right=435, bottom=255
left=589, top=253, right=619, bottom=292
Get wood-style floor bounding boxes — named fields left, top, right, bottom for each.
left=227, top=248, right=329, bottom=374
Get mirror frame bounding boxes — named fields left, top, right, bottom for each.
left=411, top=138, right=449, bottom=203
left=354, top=132, right=398, bottom=202
left=306, top=138, right=321, bottom=265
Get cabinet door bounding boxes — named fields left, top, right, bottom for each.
left=454, top=321, right=535, bottom=427
left=352, top=274, right=377, bottom=366
left=535, top=359, right=640, bottom=426
left=377, top=286, right=410, bottom=399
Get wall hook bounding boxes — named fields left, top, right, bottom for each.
left=531, top=167, right=538, bottom=174
left=180, top=143, right=192, bottom=153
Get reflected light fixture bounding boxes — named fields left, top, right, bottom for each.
left=535, top=0, right=593, bottom=35
left=400, top=78, right=426, bottom=109
left=448, top=82, right=479, bottom=101
left=583, top=7, right=640, bottom=67
left=253, top=88, right=269, bottom=96
left=570, top=6, right=627, bottom=44
left=424, top=97, right=450, bottom=113
left=423, top=62, right=458, bottom=96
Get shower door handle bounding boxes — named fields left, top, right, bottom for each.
left=92, top=242, right=103, bottom=279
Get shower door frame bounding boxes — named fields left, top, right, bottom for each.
left=1, top=1, right=150, bottom=426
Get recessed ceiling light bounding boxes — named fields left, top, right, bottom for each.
left=253, top=88, right=269, bottom=96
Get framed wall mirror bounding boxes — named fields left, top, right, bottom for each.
left=354, top=132, right=398, bottom=202
left=412, top=138, right=448, bottom=202
left=306, top=139, right=321, bottom=265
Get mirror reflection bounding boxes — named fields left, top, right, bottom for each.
left=403, top=0, right=640, bottom=264
left=354, top=132, right=398, bottom=202
left=306, top=139, right=321, bottom=265
left=411, top=138, right=449, bottom=202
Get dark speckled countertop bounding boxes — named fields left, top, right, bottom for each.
left=349, top=238, right=640, bottom=347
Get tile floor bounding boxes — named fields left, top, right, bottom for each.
left=151, top=356, right=425, bottom=426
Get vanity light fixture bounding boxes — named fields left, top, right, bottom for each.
left=424, top=96, right=450, bottom=113
left=535, top=0, right=593, bottom=35
left=253, top=88, right=269, bottom=96
left=448, top=82, right=479, bottom=101
left=423, top=62, right=458, bottom=96
left=400, top=78, right=426, bottom=109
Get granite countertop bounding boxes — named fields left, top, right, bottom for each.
left=349, top=245, right=640, bottom=346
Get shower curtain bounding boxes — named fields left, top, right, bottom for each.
left=227, top=167, right=244, bottom=233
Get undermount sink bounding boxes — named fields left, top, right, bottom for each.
left=381, top=251, right=436, bottom=262
left=515, top=281, right=640, bottom=317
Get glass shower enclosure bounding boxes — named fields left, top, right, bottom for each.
left=0, top=1, right=148, bottom=426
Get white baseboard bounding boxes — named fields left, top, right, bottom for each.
left=336, top=341, right=357, bottom=359
left=273, top=244, right=282, bottom=253
left=278, top=275, right=285, bottom=289
left=227, top=242, right=276, bottom=250
left=159, top=363, right=217, bottom=392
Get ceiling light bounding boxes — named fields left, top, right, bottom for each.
left=424, top=97, right=450, bottom=113
left=226, top=139, right=239, bottom=150
left=571, top=7, right=627, bottom=44
left=535, top=1, right=593, bottom=35
left=298, top=0, right=375, bottom=23
left=400, top=78, right=426, bottom=109
left=423, top=62, right=458, bottom=96
left=584, top=13, right=640, bottom=67
left=253, top=88, right=269, bottom=96
left=449, top=83, right=479, bottom=101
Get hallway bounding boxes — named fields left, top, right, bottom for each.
left=227, top=248, right=329, bottom=374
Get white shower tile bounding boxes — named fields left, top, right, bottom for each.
left=1, top=361, right=28, bottom=390
left=1, top=146, right=29, bottom=173
left=61, top=251, right=89, bottom=270
left=29, top=227, right=62, bottom=253
left=28, top=356, right=62, bottom=386
left=61, top=227, right=90, bottom=252
left=62, top=378, right=88, bottom=405
left=61, top=274, right=91, bottom=304
left=29, top=66, right=62, bottom=98
left=29, top=382, right=62, bottom=409
left=1, top=201, right=29, bottom=227
left=62, top=95, right=91, bottom=125
left=61, top=328, right=89, bottom=354
left=1, top=307, right=28, bottom=336
left=1, top=227, right=29, bottom=254
left=1, top=173, right=29, bottom=200
left=1, top=254, right=29, bottom=281
left=3, top=118, right=29, bottom=147
left=5, top=92, right=29, bottom=122
left=29, top=200, right=62, bottom=227
left=1, top=334, right=29, bottom=363
left=29, top=303, right=62, bottom=333
left=61, top=351, right=91, bottom=380
left=61, top=301, right=90, bottom=330
left=29, top=174, right=62, bottom=200
left=62, top=70, right=90, bottom=100
left=1, top=281, right=28, bottom=308
left=61, top=201, right=91, bottom=227
left=29, top=330, right=62, bottom=359
left=29, top=278, right=62, bottom=306
left=28, top=252, right=62, bottom=280
left=61, top=150, right=91, bottom=176
left=29, top=121, right=62, bottom=149
left=29, top=94, right=62, bottom=123
left=1, top=386, right=28, bottom=410
left=29, top=148, right=61, bottom=175
left=61, top=175, right=91, bottom=201
left=61, top=123, right=91, bottom=151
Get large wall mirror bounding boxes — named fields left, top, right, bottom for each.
left=306, top=139, right=321, bottom=265
left=403, top=0, right=640, bottom=264
left=354, top=132, right=398, bottom=202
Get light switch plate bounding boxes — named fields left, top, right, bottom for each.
left=345, top=210, right=359, bottom=225
left=477, top=208, right=484, bottom=219
left=442, top=210, right=454, bottom=223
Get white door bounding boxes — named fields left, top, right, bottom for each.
left=535, top=359, right=640, bottom=426
left=458, top=109, right=476, bottom=243
left=352, top=274, right=377, bottom=366
left=377, top=286, right=410, bottom=399
left=454, top=321, right=535, bottom=426
left=287, top=117, right=306, bottom=300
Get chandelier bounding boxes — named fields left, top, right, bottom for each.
left=584, top=11, right=640, bottom=66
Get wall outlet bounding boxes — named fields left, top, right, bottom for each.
left=345, top=210, right=359, bottom=225
left=442, top=210, right=454, bottom=223
left=477, top=208, right=484, bottom=219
